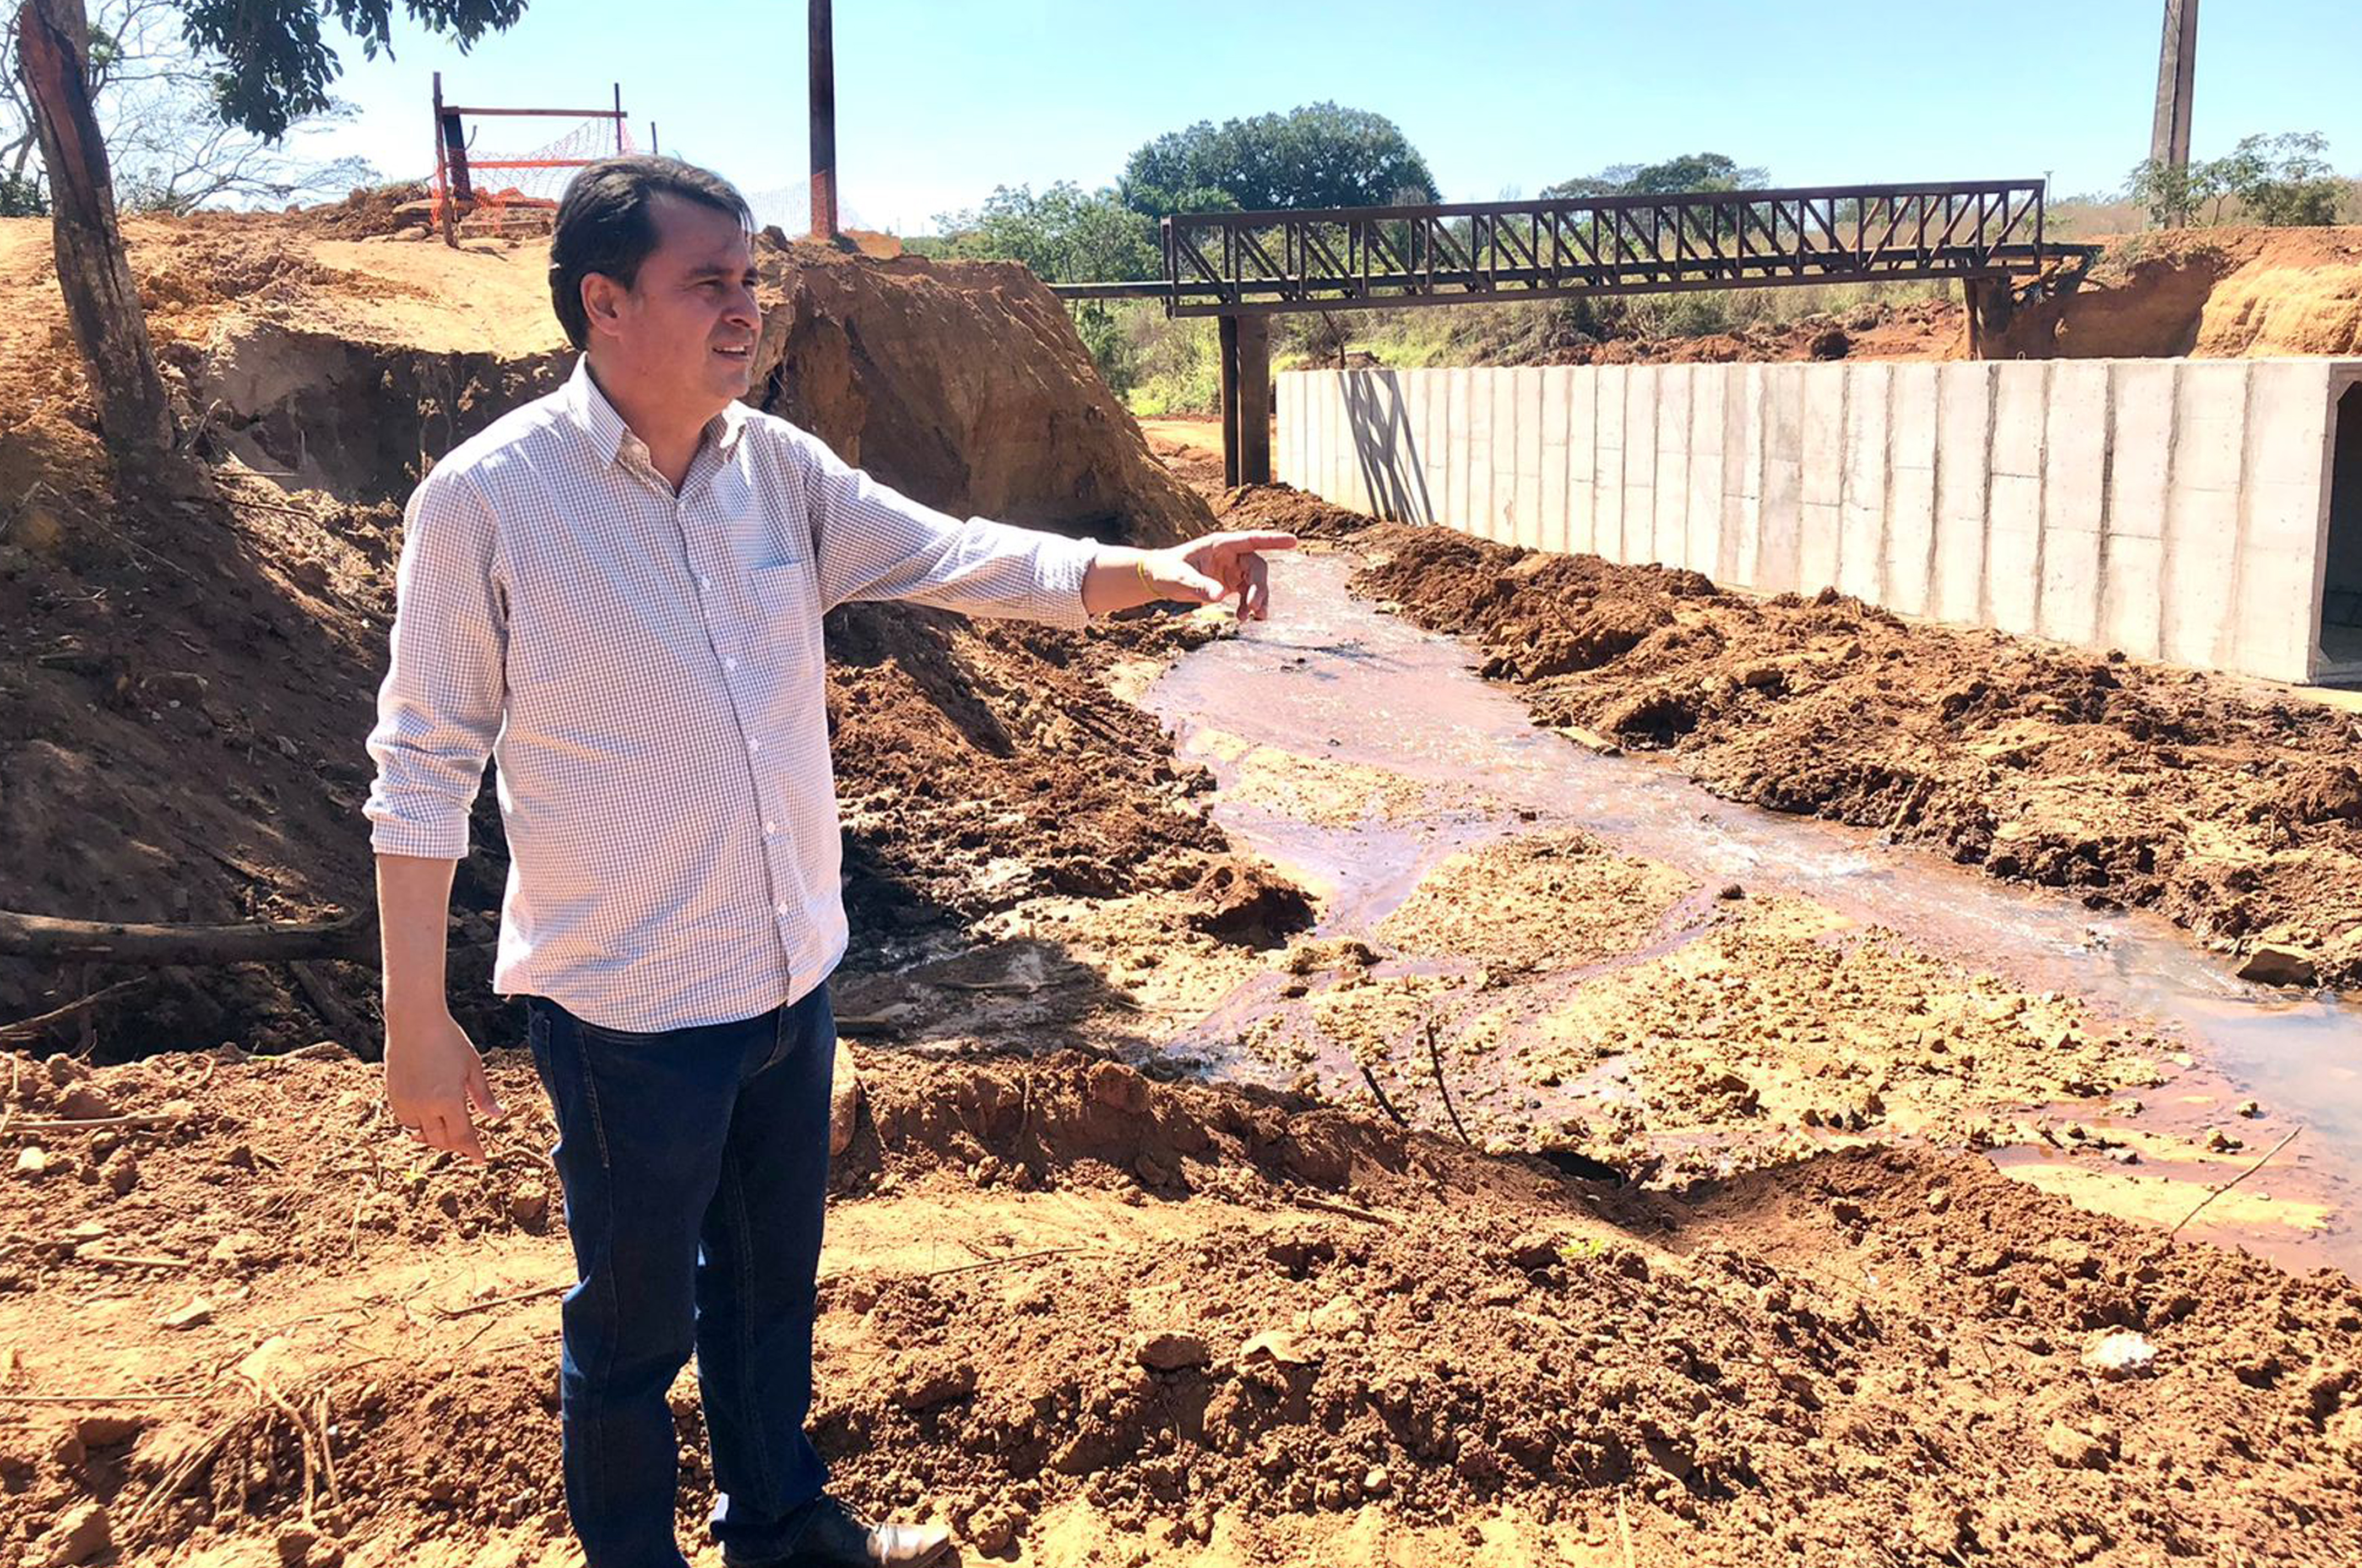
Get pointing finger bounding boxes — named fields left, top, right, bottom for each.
left=1209, top=531, right=1298, bottom=557
left=1245, top=553, right=1271, bottom=620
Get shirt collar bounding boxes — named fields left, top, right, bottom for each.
left=564, top=356, right=751, bottom=470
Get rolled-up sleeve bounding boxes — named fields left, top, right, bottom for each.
left=363, top=469, right=506, bottom=859
left=796, top=426, right=1100, bottom=630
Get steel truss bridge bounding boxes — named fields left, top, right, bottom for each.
left=1049, top=180, right=2086, bottom=487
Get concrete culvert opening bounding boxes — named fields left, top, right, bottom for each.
left=2326, top=382, right=2362, bottom=676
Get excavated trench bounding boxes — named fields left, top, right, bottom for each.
left=193, top=320, right=569, bottom=499
left=1142, top=549, right=2362, bottom=1273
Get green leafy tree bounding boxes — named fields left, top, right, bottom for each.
left=1541, top=152, right=1766, bottom=200
left=2126, top=132, right=2344, bottom=228
left=2124, top=154, right=2220, bottom=227
left=0, top=168, right=43, bottom=213
left=180, top=0, right=524, bottom=140
left=933, top=182, right=1157, bottom=284
left=1540, top=153, right=1769, bottom=254
left=2218, top=132, right=2342, bottom=226
left=1120, top=102, right=1437, bottom=216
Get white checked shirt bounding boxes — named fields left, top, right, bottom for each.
left=365, top=359, right=1103, bottom=1032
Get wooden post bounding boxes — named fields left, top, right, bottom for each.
left=2150, top=0, right=2198, bottom=225
left=613, top=84, right=625, bottom=153
left=1236, top=314, right=1271, bottom=486
left=808, top=0, right=837, bottom=241
left=432, top=71, right=455, bottom=247
left=1218, top=314, right=1241, bottom=489
left=16, top=0, right=172, bottom=470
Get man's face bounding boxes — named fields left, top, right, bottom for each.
left=587, top=193, right=761, bottom=417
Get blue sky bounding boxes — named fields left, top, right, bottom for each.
left=306, top=0, right=2362, bottom=233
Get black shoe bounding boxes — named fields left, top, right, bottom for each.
left=723, top=1495, right=954, bottom=1568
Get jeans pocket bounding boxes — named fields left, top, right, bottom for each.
left=575, top=1016, right=672, bottom=1050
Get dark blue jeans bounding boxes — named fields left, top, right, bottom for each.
left=525, top=986, right=836, bottom=1567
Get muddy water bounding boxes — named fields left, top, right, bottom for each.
left=1143, top=549, right=2362, bottom=1274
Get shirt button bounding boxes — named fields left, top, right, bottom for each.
left=763, top=820, right=778, bottom=835
left=748, top=738, right=763, bottom=753
left=699, top=574, right=713, bottom=590
left=774, top=901, right=790, bottom=917
left=723, top=656, right=739, bottom=671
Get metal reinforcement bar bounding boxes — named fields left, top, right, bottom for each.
left=1143, top=179, right=2050, bottom=318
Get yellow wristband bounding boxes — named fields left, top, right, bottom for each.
left=1136, top=554, right=1155, bottom=591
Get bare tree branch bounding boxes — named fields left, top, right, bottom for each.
left=1, top=0, right=380, bottom=214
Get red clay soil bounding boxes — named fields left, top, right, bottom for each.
left=4, top=1043, right=2360, bottom=1567
left=0, top=469, right=1266, bottom=1055
left=1215, top=490, right=2362, bottom=990
left=1992, top=225, right=2362, bottom=361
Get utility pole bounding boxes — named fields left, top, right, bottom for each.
left=2149, top=0, right=2198, bottom=225
left=808, top=0, right=837, bottom=241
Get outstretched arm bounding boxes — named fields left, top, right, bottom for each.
left=799, top=424, right=1296, bottom=626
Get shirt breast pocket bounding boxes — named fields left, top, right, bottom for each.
left=745, top=560, right=823, bottom=669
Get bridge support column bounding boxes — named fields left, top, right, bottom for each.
left=1965, top=278, right=2015, bottom=359
left=1219, top=313, right=1272, bottom=488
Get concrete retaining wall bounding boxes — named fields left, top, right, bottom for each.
left=1277, top=358, right=2362, bottom=684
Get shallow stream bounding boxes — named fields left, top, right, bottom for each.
left=1143, top=549, right=2362, bottom=1275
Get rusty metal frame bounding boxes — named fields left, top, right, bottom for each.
left=432, top=73, right=629, bottom=247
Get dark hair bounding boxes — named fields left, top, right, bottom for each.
left=548, top=156, right=753, bottom=350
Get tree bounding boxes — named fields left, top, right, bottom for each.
left=2123, top=153, right=2218, bottom=228
left=18, top=0, right=170, bottom=466
left=2217, top=132, right=2342, bottom=226
left=933, top=182, right=1158, bottom=285
left=1119, top=102, right=1437, bottom=216
left=14, top=0, right=525, bottom=477
left=1540, top=152, right=1770, bottom=254
left=1540, top=151, right=1767, bottom=201
left=3, top=2, right=377, bottom=214
left=2125, top=131, right=2345, bottom=229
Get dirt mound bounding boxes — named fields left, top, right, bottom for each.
left=750, top=236, right=1210, bottom=547
left=1373, top=829, right=1690, bottom=975
left=1213, top=480, right=1377, bottom=542
left=1266, top=512, right=2362, bottom=989
left=291, top=182, right=433, bottom=240
left=825, top=604, right=1242, bottom=944
left=9, top=1042, right=2362, bottom=1567
left=1997, top=226, right=2362, bottom=360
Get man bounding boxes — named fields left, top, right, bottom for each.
left=363, top=155, right=1294, bottom=1568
